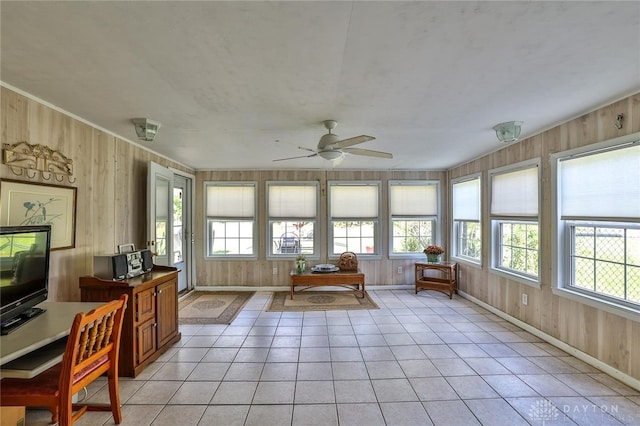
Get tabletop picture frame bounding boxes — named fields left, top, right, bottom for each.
left=0, top=179, right=77, bottom=250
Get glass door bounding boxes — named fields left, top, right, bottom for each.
left=147, top=162, right=173, bottom=267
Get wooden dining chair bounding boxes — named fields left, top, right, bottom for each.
left=0, top=294, right=128, bottom=425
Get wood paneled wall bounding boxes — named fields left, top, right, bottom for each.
left=448, top=93, right=640, bottom=382
left=0, top=87, right=193, bottom=302
left=194, top=169, right=446, bottom=288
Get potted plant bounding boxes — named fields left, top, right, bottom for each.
left=295, top=254, right=306, bottom=273
left=423, top=245, right=444, bottom=263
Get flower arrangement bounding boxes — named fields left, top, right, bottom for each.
left=423, top=245, right=444, bottom=255
left=295, top=254, right=306, bottom=273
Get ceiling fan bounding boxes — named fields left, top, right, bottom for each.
left=273, top=120, right=393, bottom=163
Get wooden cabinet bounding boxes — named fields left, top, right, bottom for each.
left=79, top=265, right=181, bottom=377
left=415, top=262, right=458, bottom=299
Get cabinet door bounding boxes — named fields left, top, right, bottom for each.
left=156, top=278, right=178, bottom=348
left=136, top=318, right=157, bottom=364
left=136, top=287, right=156, bottom=324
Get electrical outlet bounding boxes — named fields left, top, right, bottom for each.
left=522, top=293, right=528, bottom=306
left=273, top=267, right=278, bottom=275
left=397, top=266, right=403, bottom=274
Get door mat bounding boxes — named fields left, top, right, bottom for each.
left=267, top=291, right=379, bottom=312
left=178, top=291, right=254, bottom=324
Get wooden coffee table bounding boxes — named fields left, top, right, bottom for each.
left=290, top=270, right=365, bottom=299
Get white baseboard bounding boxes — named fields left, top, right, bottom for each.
left=459, top=290, right=640, bottom=392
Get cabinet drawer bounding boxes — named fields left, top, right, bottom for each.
left=135, top=288, right=156, bottom=324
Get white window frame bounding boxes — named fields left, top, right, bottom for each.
left=551, top=132, right=640, bottom=319
left=388, top=180, right=440, bottom=258
left=489, top=159, right=541, bottom=287
left=451, top=174, right=482, bottom=265
left=266, top=181, right=320, bottom=259
left=204, top=181, right=257, bottom=259
left=328, top=181, right=381, bottom=258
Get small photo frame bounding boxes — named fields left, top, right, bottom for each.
left=0, top=179, right=77, bottom=250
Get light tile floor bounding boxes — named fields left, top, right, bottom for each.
left=25, top=290, right=640, bottom=425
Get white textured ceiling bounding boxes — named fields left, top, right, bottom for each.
left=1, top=1, right=639, bottom=170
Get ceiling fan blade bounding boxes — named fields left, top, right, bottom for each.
left=272, top=153, right=318, bottom=162
left=297, top=146, right=316, bottom=153
left=343, top=147, right=393, bottom=159
left=275, top=140, right=316, bottom=153
left=330, top=135, right=375, bottom=149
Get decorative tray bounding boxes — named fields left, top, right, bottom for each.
left=311, top=264, right=340, bottom=273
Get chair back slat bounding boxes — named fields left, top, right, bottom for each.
left=101, top=312, right=115, bottom=349
left=75, top=304, right=120, bottom=363
left=84, top=322, right=98, bottom=361
left=76, top=325, right=90, bottom=363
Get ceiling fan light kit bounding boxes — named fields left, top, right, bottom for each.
left=318, top=150, right=344, bottom=160
left=493, top=121, right=523, bottom=143
left=273, top=119, right=393, bottom=164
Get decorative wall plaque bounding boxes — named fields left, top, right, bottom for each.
left=2, top=141, right=75, bottom=183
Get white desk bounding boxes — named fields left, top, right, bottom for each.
left=0, top=302, right=102, bottom=379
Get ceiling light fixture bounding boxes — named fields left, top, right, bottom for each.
left=492, top=121, right=523, bottom=143
left=132, top=118, right=161, bottom=142
left=318, top=150, right=344, bottom=160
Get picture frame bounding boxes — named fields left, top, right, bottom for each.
left=0, top=179, right=77, bottom=250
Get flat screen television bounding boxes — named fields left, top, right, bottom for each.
left=0, top=225, right=51, bottom=334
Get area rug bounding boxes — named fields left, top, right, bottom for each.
left=267, top=291, right=379, bottom=312
left=178, top=291, right=254, bottom=324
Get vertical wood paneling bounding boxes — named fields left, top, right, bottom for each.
left=90, top=131, right=117, bottom=257
left=631, top=321, right=640, bottom=379
left=194, top=169, right=447, bottom=287
left=1, top=87, right=193, bottom=301
left=449, top=92, right=640, bottom=383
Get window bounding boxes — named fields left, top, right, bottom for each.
left=267, top=182, right=319, bottom=257
left=490, top=161, right=540, bottom=281
left=452, top=175, right=481, bottom=262
left=205, top=182, right=256, bottom=257
left=556, top=139, right=640, bottom=309
left=329, top=182, right=380, bottom=256
left=389, top=181, right=439, bottom=255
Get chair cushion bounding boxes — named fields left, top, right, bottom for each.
left=73, top=354, right=109, bottom=384
left=0, top=364, right=61, bottom=398
left=0, top=353, right=109, bottom=400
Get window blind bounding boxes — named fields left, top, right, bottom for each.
left=560, top=144, right=640, bottom=219
left=206, top=184, right=255, bottom=218
left=390, top=184, right=437, bottom=216
left=330, top=184, right=378, bottom=218
left=268, top=184, right=317, bottom=218
left=491, top=166, right=538, bottom=216
left=452, top=178, right=480, bottom=221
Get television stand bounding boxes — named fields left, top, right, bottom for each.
left=0, top=308, right=46, bottom=335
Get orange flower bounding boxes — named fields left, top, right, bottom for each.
left=423, top=245, right=444, bottom=255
